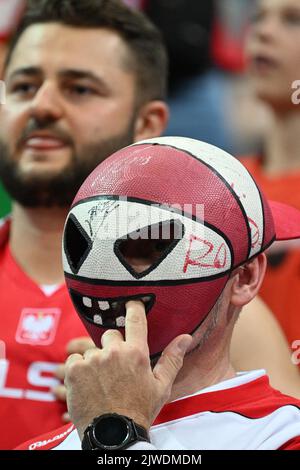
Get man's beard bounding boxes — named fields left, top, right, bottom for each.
left=0, top=128, right=135, bottom=208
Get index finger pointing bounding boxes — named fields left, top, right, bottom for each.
left=125, top=300, right=148, bottom=348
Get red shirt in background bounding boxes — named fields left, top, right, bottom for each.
left=241, top=156, right=300, bottom=364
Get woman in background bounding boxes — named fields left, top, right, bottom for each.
left=232, top=0, right=300, bottom=394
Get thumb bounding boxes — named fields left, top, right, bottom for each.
left=153, top=334, right=192, bottom=388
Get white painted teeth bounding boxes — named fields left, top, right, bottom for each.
left=116, top=316, right=126, bottom=327
left=93, top=314, right=103, bottom=325
left=98, top=301, right=110, bottom=311
left=83, top=297, right=92, bottom=307
left=82, top=296, right=151, bottom=328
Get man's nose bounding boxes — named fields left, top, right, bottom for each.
left=28, top=81, right=63, bottom=121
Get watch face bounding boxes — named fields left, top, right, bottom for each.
left=93, top=415, right=130, bottom=448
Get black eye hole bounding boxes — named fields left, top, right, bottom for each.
left=114, top=219, right=184, bottom=279
left=64, top=214, right=92, bottom=274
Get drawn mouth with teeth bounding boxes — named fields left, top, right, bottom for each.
left=69, top=290, right=155, bottom=328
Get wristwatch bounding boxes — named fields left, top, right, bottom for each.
left=81, top=413, right=150, bottom=450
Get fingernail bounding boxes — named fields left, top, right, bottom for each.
left=126, top=299, right=144, bottom=308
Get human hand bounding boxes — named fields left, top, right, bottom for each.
left=52, top=336, right=95, bottom=422
left=64, top=300, right=192, bottom=439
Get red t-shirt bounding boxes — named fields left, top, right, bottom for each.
left=0, top=220, right=87, bottom=449
left=241, top=157, right=300, bottom=362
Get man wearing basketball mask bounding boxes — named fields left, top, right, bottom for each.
left=18, top=137, right=300, bottom=450
left=1, top=0, right=299, bottom=450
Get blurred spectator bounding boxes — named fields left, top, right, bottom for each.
left=0, top=0, right=24, bottom=218
left=146, top=0, right=270, bottom=155
left=240, top=0, right=300, bottom=363
left=212, top=0, right=272, bottom=153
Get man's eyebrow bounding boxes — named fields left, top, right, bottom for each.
left=8, top=67, right=43, bottom=80
left=58, top=69, right=110, bottom=90
left=7, top=67, right=110, bottom=90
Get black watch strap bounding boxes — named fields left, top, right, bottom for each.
left=131, top=421, right=149, bottom=442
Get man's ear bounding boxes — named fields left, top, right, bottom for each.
left=133, top=100, right=169, bottom=142
left=230, top=253, right=267, bottom=307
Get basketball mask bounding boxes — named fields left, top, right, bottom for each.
left=62, top=137, right=300, bottom=357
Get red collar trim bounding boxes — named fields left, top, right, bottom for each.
left=154, top=376, right=300, bottom=425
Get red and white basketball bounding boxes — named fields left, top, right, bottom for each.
left=63, top=137, right=275, bottom=357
